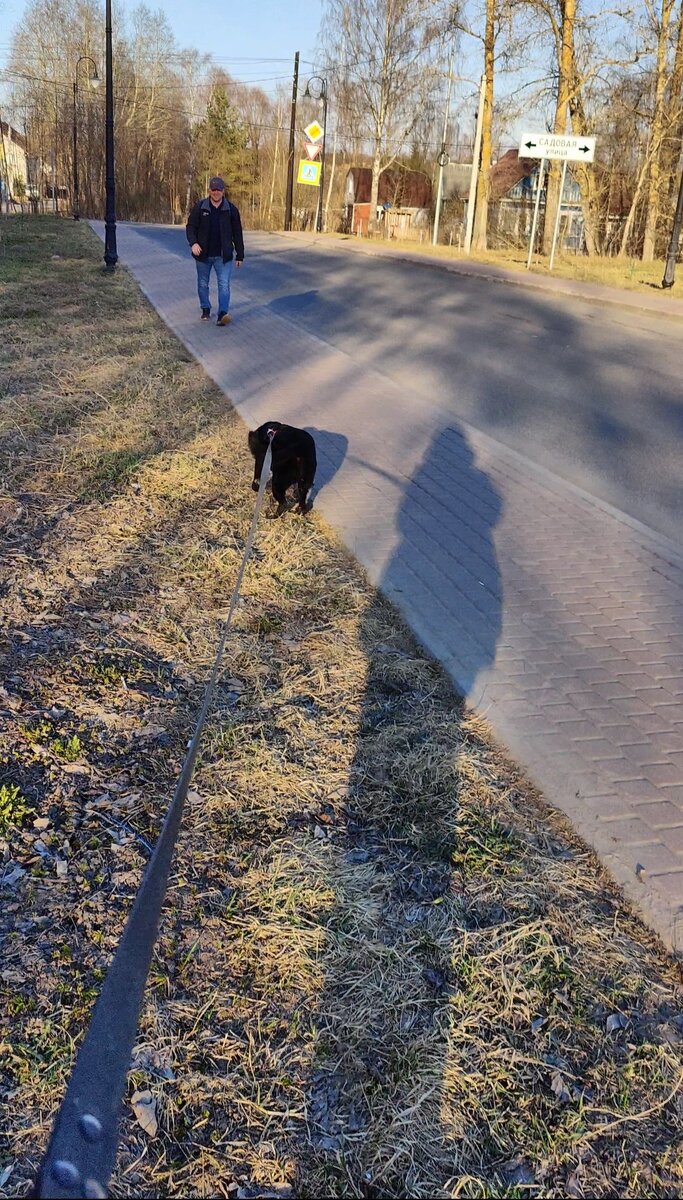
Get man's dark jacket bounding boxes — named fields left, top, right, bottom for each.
left=186, top=197, right=244, bottom=263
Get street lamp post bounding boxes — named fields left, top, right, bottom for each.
left=433, top=49, right=455, bottom=246
left=72, top=56, right=99, bottom=221
left=304, top=76, right=328, bottom=234
left=103, top=0, right=118, bottom=271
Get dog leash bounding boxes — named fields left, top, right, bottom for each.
left=34, top=436, right=275, bottom=1200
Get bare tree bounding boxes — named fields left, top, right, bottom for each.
left=641, top=0, right=677, bottom=258
left=321, top=0, right=456, bottom=232
left=471, top=0, right=495, bottom=249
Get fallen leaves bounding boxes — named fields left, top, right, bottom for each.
left=550, top=1070, right=572, bottom=1104
left=130, top=1089, right=157, bottom=1137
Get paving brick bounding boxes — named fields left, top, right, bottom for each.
left=609, top=697, right=653, bottom=718
left=611, top=777, right=659, bottom=801
left=587, top=795, right=636, bottom=819
left=596, top=816, right=659, bottom=845
left=554, top=719, right=605, bottom=739
left=644, top=762, right=683, bottom=787
left=658, top=825, right=683, bottom=856
left=654, top=676, right=683, bottom=696
left=659, top=784, right=683, bottom=804
left=573, top=666, right=614, bottom=685
left=593, top=681, right=633, bottom=701
left=618, top=671, right=661, bottom=691
left=635, top=684, right=679, bottom=707
left=609, top=731, right=653, bottom=752
left=659, top=655, right=683, bottom=670
left=631, top=711, right=677, bottom=736
left=651, top=704, right=683, bottom=725
left=538, top=702, right=585, bottom=722
left=636, top=800, right=683, bottom=829
left=573, top=737, right=625, bottom=761
left=645, top=870, right=683, bottom=902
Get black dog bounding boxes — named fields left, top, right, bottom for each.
left=248, top=421, right=317, bottom=516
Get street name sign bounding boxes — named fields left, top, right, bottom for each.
left=297, top=159, right=321, bottom=186
left=518, top=132, right=596, bottom=163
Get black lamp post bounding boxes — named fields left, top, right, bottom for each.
left=662, top=167, right=683, bottom=289
left=72, top=56, right=99, bottom=220
left=103, top=0, right=118, bottom=271
left=303, top=75, right=328, bottom=233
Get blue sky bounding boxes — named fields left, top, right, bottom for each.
left=0, top=0, right=326, bottom=82
left=0, top=0, right=540, bottom=143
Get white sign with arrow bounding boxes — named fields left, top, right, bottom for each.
left=518, top=132, right=596, bottom=163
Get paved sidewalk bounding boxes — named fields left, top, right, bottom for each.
left=94, top=223, right=683, bottom=952
left=278, top=229, right=683, bottom=320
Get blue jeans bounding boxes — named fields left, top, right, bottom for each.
left=195, top=256, right=233, bottom=313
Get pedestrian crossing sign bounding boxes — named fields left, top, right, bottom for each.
left=297, top=159, right=321, bottom=186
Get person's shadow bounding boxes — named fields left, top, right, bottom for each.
left=298, top=420, right=505, bottom=1193
left=381, top=424, right=502, bottom=695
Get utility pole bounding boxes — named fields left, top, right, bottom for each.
left=433, top=47, right=455, bottom=246
left=103, top=0, right=118, bottom=271
left=284, top=51, right=299, bottom=232
left=662, top=166, right=683, bottom=288
left=73, top=80, right=79, bottom=218
left=463, top=74, right=485, bottom=255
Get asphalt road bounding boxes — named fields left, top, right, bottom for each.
left=131, top=225, right=683, bottom=545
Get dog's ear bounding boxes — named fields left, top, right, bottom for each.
left=248, top=430, right=258, bottom=456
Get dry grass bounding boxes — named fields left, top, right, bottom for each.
left=315, top=230, right=679, bottom=298
left=1, top=215, right=682, bottom=1200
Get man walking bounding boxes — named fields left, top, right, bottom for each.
left=186, top=177, right=244, bottom=326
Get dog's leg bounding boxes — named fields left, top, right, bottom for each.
left=295, top=461, right=315, bottom=513
left=268, top=475, right=289, bottom=518
left=252, top=449, right=266, bottom=492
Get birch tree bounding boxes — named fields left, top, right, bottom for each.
left=321, top=0, right=456, bottom=232
left=641, top=0, right=677, bottom=258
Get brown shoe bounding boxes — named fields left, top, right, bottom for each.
left=216, top=312, right=232, bottom=326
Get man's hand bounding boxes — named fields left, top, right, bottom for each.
left=191, top=243, right=202, bottom=257
left=236, top=259, right=244, bottom=268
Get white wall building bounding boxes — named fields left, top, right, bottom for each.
left=0, top=120, right=29, bottom=206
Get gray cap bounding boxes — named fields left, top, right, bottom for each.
left=209, top=176, right=225, bottom=191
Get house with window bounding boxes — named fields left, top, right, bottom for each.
left=343, top=166, right=432, bottom=238
left=494, top=149, right=585, bottom=249
left=442, top=148, right=587, bottom=251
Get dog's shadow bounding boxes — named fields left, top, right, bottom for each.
left=304, top=428, right=349, bottom=497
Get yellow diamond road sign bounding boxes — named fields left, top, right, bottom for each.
left=304, top=119, right=324, bottom=142
left=297, top=159, right=321, bottom=186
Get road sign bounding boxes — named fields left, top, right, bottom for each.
left=518, top=132, right=596, bottom=163
left=304, top=119, right=324, bottom=142
left=304, top=141, right=321, bottom=159
left=297, top=159, right=321, bottom=186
